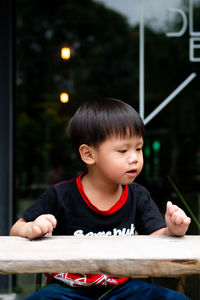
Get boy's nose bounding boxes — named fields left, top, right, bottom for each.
left=128, top=153, right=138, bottom=164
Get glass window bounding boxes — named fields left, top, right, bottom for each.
left=15, top=0, right=200, bottom=298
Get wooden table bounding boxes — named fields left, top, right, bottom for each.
left=0, top=235, right=200, bottom=277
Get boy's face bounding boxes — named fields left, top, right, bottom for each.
left=92, top=134, right=144, bottom=185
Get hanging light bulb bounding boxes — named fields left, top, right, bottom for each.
left=61, top=47, right=71, bottom=60
left=60, top=92, right=69, bottom=103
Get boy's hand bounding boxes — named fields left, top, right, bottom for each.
left=165, top=201, right=191, bottom=236
left=28, top=214, right=57, bottom=239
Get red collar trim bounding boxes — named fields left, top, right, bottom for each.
left=76, top=173, right=128, bottom=216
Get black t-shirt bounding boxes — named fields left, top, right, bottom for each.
left=23, top=174, right=166, bottom=236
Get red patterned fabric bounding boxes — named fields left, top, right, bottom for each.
left=45, top=272, right=129, bottom=287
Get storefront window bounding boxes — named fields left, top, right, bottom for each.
left=15, top=0, right=200, bottom=298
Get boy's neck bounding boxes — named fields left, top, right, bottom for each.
left=81, top=172, right=123, bottom=211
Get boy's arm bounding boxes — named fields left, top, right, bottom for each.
left=151, top=201, right=191, bottom=236
left=10, top=214, right=57, bottom=240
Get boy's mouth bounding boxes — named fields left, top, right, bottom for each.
left=126, top=169, right=137, bottom=178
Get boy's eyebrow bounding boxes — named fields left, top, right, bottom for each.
left=136, top=140, right=144, bottom=146
left=114, top=139, right=144, bottom=147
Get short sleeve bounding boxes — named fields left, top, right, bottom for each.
left=22, top=187, right=57, bottom=222
left=134, top=185, right=166, bottom=235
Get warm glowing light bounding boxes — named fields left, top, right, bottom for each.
left=60, top=92, right=69, bottom=103
left=61, top=47, right=71, bottom=60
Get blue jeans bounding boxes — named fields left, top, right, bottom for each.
left=25, top=279, right=190, bottom=299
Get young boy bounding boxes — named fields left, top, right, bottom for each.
left=10, top=98, right=191, bottom=299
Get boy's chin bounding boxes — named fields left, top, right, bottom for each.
left=120, top=177, right=136, bottom=185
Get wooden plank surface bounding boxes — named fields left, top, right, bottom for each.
left=0, top=235, right=200, bottom=277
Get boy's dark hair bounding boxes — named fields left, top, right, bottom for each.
left=68, top=98, right=145, bottom=153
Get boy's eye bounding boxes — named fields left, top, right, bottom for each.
left=136, top=147, right=143, bottom=152
left=118, top=149, right=127, bottom=153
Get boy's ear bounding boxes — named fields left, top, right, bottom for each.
left=79, top=144, right=95, bottom=165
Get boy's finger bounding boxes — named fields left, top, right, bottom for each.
left=167, top=201, right=172, bottom=208
left=166, top=201, right=177, bottom=216
left=174, top=215, right=184, bottom=225
left=183, top=217, right=191, bottom=225
left=44, top=214, right=57, bottom=228
left=32, top=225, right=43, bottom=237
left=165, top=201, right=172, bottom=216
left=167, top=202, right=181, bottom=215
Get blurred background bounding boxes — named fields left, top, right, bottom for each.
left=0, top=0, right=200, bottom=298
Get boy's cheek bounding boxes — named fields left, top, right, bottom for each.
left=140, top=159, right=144, bottom=170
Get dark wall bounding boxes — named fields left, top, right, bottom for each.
left=0, top=0, right=14, bottom=291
